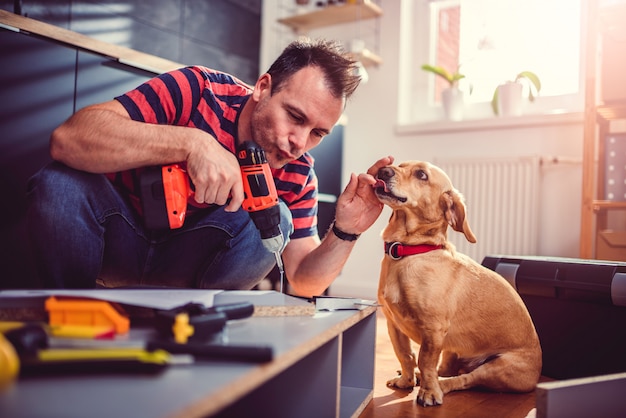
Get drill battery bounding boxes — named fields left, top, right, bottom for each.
left=140, top=164, right=192, bottom=230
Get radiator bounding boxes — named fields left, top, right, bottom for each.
left=433, top=156, right=541, bottom=263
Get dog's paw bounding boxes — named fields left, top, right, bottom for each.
left=386, top=374, right=416, bottom=390
left=416, top=387, right=444, bottom=407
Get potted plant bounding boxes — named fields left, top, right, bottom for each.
left=421, top=64, right=467, bottom=121
left=491, top=71, right=541, bottom=116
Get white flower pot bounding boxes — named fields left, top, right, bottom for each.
left=441, top=87, right=464, bottom=121
left=497, top=82, right=523, bottom=117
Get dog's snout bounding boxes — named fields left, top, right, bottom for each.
left=377, top=167, right=395, bottom=181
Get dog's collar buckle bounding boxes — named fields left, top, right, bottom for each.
left=385, top=242, right=443, bottom=260
left=385, top=242, right=404, bottom=260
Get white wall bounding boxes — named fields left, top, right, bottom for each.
left=262, top=1, right=585, bottom=299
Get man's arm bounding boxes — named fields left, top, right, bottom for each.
left=50, top=100, right=244, bottom=210
left=283, top=156, right=394, bottom=297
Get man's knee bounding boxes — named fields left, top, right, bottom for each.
left=195, top=201, right=293, bottom=289
left=28, top=162, right=96, bottom=208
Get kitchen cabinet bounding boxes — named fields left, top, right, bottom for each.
left=0, top=11, right=181, bottom=288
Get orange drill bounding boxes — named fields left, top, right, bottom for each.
left=236, top=141, right=284, bottom=256
left=140, top=141, right=285, bottom=281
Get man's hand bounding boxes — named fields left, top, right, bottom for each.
left=333, top=156, right=394, bottom=235
left=185, top=135, right=244, bottom=212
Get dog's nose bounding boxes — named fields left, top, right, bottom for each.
left=377, top=167, right=395, bottom=181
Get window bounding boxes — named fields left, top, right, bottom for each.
left=398, top=0, right=585, bottom=125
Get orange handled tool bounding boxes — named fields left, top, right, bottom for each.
left=160, top=164, right=193, bottom=229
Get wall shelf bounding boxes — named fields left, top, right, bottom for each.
left=597, top=103, right=626, bottom=122
left=278, top=1, right=382, bottom=33
left=277, top=1, right=383, bottom=67
left=350, top=48, right=382, bottom=67
left=592, top=201, right=626, bottom=211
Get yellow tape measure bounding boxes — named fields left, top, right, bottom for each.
left=0, top=333, right=19, bottom=389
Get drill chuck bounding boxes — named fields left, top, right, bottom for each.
left=261, top=232, right=284, bottom=254
left=248, top=204, right=283, bottom=253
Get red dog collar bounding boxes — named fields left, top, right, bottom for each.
left=384, top=242, right=443, bottom=260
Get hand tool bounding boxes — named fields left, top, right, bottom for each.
left=0, top=323, right=176, bottom=380
left=0, top=321, right=114, bottom=340
left=147, top=340, right=273, bottom=363
left=0, top=333, right=19, bottom=388
left=45, top=296, right=130, bottom=334
left=150, top=301, right=272, bottom=362
left=153, top=302, right=254, bottom=343
left=236, top=141, right=286, bottom=290
left=235, top=141, right=284, bottom=255
left=140, top=141, right=286, bottom=290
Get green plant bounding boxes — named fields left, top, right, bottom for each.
left=421, top=64, right=465, bottom=88
left=491, top=71, right=541, bottom=115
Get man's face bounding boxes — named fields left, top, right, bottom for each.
left=249, top=66, right=345, bottom=168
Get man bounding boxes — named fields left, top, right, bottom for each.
left=27, top=38, right=392, bottom=297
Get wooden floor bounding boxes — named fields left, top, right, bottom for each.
left=358, top=310, right=538, bottom=418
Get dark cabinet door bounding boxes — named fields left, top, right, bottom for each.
left=75, top=51, right=156, bottom=111
left=0, top=28, right=159, bottom=288
left=0, top=28, right=76, bottom=288
left=308, top=124, right=343, bottom=238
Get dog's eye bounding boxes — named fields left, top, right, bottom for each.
left=415, top=170, right=428, bottom=181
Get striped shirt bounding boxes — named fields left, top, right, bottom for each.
left=110, top=66, right=319, bottom=239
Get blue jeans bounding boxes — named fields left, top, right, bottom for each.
left=26, top=162, right=292, bottom=289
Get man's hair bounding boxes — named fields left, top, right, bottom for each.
left=266, top=38, right=361, bottom=100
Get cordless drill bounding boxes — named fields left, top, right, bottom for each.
left=235, top=141, right=284, bottom=258
left=140, top=141, right=285, bottom=282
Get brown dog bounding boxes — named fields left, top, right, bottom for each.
left=374, top=160, right=542, bottom=407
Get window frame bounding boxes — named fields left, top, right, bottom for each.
left=396, top=0, right=589, bottom=128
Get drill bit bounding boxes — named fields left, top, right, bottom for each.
left=274, top=252, right=285, bottom=293
left=260, top=225, right=285, bottom=293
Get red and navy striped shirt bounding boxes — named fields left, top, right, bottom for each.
left=110, top=66, right=319, bottom=239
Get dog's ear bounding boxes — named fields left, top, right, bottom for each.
left=441, top=190, right=477, bottom=243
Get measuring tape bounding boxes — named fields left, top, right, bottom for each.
left=0, top=333, right=19, bottom=388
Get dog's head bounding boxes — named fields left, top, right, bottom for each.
left=374, top=161, right=476, bottom=244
